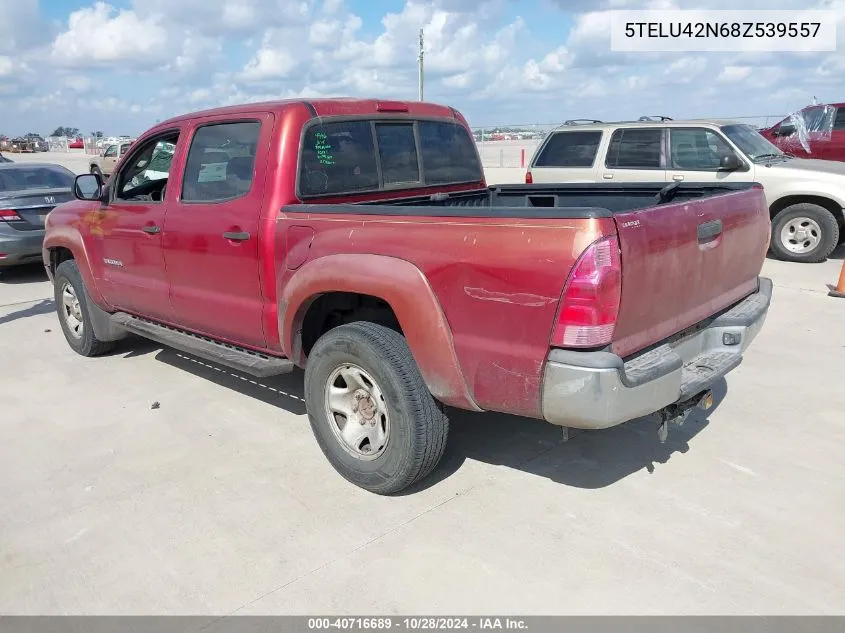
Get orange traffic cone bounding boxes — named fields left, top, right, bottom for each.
left=829, top=258, right=845, bottom=298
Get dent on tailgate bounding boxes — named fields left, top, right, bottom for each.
left=611, top=188, right=770, bottom=359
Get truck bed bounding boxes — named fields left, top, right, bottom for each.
left=282, top=181, right=769, bottom=417
left=371, top=182, right=759, bottom=214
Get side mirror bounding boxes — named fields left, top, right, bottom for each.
left=774, top=124, right=796, bottom=137
left=719, top=154, right=742, bottom=171
left=74, top=173, right=107, bottom=203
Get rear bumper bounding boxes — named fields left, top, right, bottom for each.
left=541, top=277, right=772, bottom=429
left=0, top=228, right=45, bottom=267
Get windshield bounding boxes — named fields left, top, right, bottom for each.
left=720, top=124, right=784, bottom=161
left=0, top=166, right=75, bottom=192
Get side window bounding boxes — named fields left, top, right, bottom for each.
left=534, top=131, right=602, bottom=167
left=299, top=121, right=379, bottom=196
left=669, top=128, right=734, bottom=170
left=181, top=121, right=261, bottom=203
left=834, top=108, right=845, bottom=131
left=119, top=143, right=131, bottom=155
left=116, top=133, right=179, bottom=202
left=417, top=121, right=482, bottom=184
left=375, top=123, right=420, bottom=185
left=103, top=145, right=117, bottom=158
left=605, top=128, right=663, bottom=169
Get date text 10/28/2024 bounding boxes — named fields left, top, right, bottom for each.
left=308, top=618, right=528, bottom=630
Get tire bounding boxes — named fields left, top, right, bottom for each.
left=90, top=165, right=102, bottom=177
left=54, top=260, right=115, bottom=357
left=304, top=322, right=449, bottom=495
left=770, top=203, right=840, bottom=263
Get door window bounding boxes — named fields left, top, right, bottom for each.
left=115, top=133, right=179, bottom=202
left=119, top=143, right=131, bottom=155
left=181, top=121, right=261, bottom=203
left=605, top=128, right=663, bottom=169
left=669, top=128, right=734, bottom=170
left=103, top=145, right=117, bottom=158
left=834, top=108, right=845, bottom=131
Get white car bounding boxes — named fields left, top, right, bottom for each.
left=526, top=118, right=845, bottom=263
left=90, top=141, right=133, bottom=178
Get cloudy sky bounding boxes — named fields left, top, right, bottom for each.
left=1, top=0, right=844, bottom=136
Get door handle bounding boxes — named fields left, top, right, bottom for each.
left=673, top=174, right=685, bottom=181
left=142, top=225, right=161, bottom=235
left=602, top=173, right=613, bottom=180
left=223, top=231, right=250, bottom=242
left=697, top=219, right=723, bottom=242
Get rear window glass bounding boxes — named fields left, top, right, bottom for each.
left=376, top=123, right=420, bottom=185
left=606, top=128, right=663, bottom=169
left=418, top=121, right=482, bottom=184
left=0, top=166, right=75, bottom=192
left=534, top=131, right=602, bottom=167
left=299, top=119, right=481, bottom=196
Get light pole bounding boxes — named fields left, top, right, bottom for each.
left=418, top=28, right=424, bottom=101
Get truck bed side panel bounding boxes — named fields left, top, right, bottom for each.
left=278, top=213, right=615, bottom=418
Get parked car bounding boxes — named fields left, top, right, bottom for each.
left=43, top=98, right=771, bottom=493
left=89, top=141, right=133, bottom=178
left=759, top=103, right=845, bottom=160
left=525, top=118, right=845, bottom=263
left=0, top=163, right=76, bottom=268
left=23, top=134, right=49, bottom=152
left=68, top=138, right=84, bottom=150
left=7, top=138, right=36, bottom=153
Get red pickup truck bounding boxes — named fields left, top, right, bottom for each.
left=43, top=98, right=772, bottom=494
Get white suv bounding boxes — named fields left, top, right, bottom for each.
left=526, top=118, right=845, bottom=263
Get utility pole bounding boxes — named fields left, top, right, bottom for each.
left=418, top=28, right=424, bottom=101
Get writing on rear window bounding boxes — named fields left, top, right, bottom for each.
left=314, top=131, right=335, bottom=166
left=299, top=119, right=482, bottom=196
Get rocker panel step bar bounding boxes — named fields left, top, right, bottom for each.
left=110, top=312, right=294, bottom=378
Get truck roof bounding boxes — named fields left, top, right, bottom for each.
left=153, top=98, right=462, bottom=129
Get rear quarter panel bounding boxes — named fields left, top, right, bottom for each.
left=277, top=212, right=614, bottom=418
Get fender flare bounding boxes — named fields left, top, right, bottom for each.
left=279, top=253, right=481, bottom=411
left=43, top=228, right=110, bottom=310
left=769, top=189, right=845, bottom=219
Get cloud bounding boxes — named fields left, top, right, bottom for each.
left=4, top=0, right=845, bottom=135
left=51, top=2, right=170, bottom=68
left=0, top=0, right=47, bottom=55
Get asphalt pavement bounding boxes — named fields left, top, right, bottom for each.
left=1, top=240, right=844, bottom=615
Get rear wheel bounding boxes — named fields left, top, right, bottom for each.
left=54, top=260, right=115, bottom=357
left=770, top=203, right=839, bottom=263
left=304, top=322, right=449, bottom=495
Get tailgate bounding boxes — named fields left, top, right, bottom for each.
left=611, top=185, right=770, bottom=358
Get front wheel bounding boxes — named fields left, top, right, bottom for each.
left=54, top=260, right=115, bottom=357
left=90, top=165, right=102, bottom=177
left=304, top=322, right=449, bottom=495
left=770, top=203, right=840, bottom=263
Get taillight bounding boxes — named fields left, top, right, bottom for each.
left=0, top=209, right=23, bottom=222
left=551, top=235, right=622, bottom=348
left=525, top=171, right=533, bottom=184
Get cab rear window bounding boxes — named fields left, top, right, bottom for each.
left=299, top=119, right=482, bottom=197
